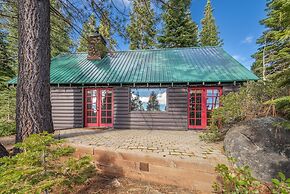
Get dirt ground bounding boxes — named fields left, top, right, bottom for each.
left=69, top=174, right=198, bottom=194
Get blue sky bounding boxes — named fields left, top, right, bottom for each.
left=113, top=0, right=267, bottom=69
left=189, top=0, right=266, bottom=69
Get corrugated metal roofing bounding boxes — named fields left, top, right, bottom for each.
left=8, top=46, right=259, bottom=84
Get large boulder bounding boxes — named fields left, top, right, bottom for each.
left=224, top=117, right=290, bottom=181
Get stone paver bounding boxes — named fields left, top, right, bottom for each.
left=57, top=128, right=227, bottom=162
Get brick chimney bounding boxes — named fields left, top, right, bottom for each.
left=87, top=32, right=107, bottom=60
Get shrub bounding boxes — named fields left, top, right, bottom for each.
left=0, top=86, right=16, bottom=137
left=200, top=81, right=289, bottom=142
left=264, top=96, right=290, bottom=120
left=213, top=163, right=262, bottom=193
left=0, top=133, right=96, bottom=193
left=272, top=172, right=290, bottom=194
left=213, top=160, right=290, bottom=193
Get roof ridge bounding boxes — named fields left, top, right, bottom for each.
left=115, top=46, right=221, bottom=53
left=53, top=46, right=222, bottom=57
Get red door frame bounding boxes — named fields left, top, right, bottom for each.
left=84, top=88, right=114, bottom=127
left=187, top=87, right=222, bottom=129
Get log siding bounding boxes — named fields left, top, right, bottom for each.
left=51, top=87, right=83, bottom=130
left=50, top=84, right=240, bottom=130
left=114, top=87, right=188, bottom=130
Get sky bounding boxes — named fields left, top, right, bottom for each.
left=113, top=0, right=267, bottom=69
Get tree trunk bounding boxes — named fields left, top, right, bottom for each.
left=16, top=0, right=54, bottom=143
left=0, top=143, right=9, bottom=158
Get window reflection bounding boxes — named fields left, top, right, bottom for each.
left=130, top=88, right=167, bottom=111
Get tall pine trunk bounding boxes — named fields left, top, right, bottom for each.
left=16, top=0, right=54, bottom=142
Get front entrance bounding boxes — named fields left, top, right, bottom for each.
left=188, top=87, right=222, bottom=129
left=84, top=88, right=113, bottom=127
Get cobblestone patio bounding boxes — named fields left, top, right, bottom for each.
left=58, top=128, right=227, bottom=162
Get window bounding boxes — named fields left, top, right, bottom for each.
left=130, top=88, right=167, bottom=111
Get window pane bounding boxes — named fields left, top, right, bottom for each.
left=207, top=90, right=213, bottom=96
left=190, top=119, right=195, bottom=125
left=196, top=112, right=201, bottom=118
left=196, top=119, right=201, bottom=125
left=196, top=104, right=201, bottom=110
left=130, top=88, right=167, bottom=111
left=190, top=111, right=195, bottom=118
left=87, top=111, right=96, bottom=116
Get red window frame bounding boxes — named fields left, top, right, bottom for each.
left=187, top=87, right=222, bottom=129
left=84, top=88, right=114, bottom=127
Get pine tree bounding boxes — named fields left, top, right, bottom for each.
left=127, top=0, right=156, bottom=50
left=0, top=0, right=73, bottom=60
left=0, top=31, right=15, bottom=82
left=99, top=11, right=116, bottom=49
left=158, top=0, right=198, bottom=48
left=0, top=1, right=18, bottom=72
left=50, top=0, right=73, bottom=57
left=251, top=0, right=290, bottom=81
left=17, top=0, right=53, bottom=142
left=131, top=92, right=144, bottom=111
left=200, top=0, right=222, bottom=46
left=147, top=91, right=160, bottom=111
left=77, top=14, right=98, bottom=52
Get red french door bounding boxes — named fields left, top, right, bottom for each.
left=84, top=88, right=113, bottom=127
left=188, top=87, right=222, bottom=129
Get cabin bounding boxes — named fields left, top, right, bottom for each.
left=8, top=33, right=259, bottom=130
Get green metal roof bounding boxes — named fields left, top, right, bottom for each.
left=8, top=46, right=259, bottom=85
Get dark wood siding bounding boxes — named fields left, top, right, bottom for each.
left=222, top=85, right=240, bottom=95
left=51, top=87, right=83, bottom=129
left=113, top=87, right=188, bottom=130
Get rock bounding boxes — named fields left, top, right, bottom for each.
left=0, top=143, right=9, bottom=158
left=145, top=186, right=162, bottom=194
left=110, top=178, right=121, bottom=188
left=224, top=117, right=290, bottom=181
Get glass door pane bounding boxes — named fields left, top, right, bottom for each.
left=100, top=89, right=113, bottom=126
left=188, top=89, right=203, bottom=128
left=85, top=89, right=98, bottom=127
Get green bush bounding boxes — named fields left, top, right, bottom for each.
left=213, top=163, right=262, bottom=193
left=0, top=133, right=96, bottom=193
left=0, top=85, right=16, bottom=137
left=265, top=96, right=290, bottom=120
left=272, top=172, right=290, bottom=194
left=200, top=81, right=289, bottom=142
left=213, top=160, right=290, bottom=193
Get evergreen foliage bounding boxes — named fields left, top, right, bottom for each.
left=99, top=11, right=117, bottom=49
left=200, top=81, right=289, bottom=142
left=0, top=1, right=18, bottom=72
left=158, top=0, right=198, bottom=48
left=0, top=133, right=96, bottom=193
left=50, top=0, right=74, bottom=57
left=77, top=14, right=98, bottom=52
left=213, top=160, right=290, bottom=193
left=0, top=31, right=15, bottom=82
left=147, top=91, right=160, bottom=111
left=0, top=86, right=16, bottom=137
left=127, top=0, right=157, bottom=50
left=199, top=0, right=222, bottom=46
left=131, top=92, right=144, bottom=111
left=251, top=0, right=290, bottom=81
left=0, top=0, right=73, bottom=59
